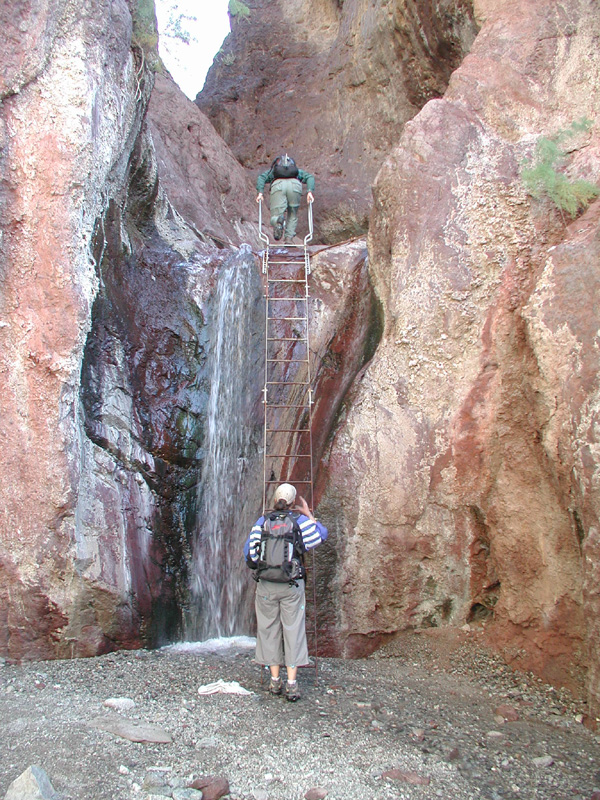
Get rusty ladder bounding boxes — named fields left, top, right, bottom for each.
left=258, top=199, right=319, bottom=682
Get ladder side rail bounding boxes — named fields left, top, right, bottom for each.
left=262, top=244, right=271, bottom=513
left=298, top=244, right=317, bottom=682
left=303, top=199, right=313, bottom=250
left=258, top=198, right=270, bottom=249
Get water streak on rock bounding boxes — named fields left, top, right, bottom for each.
left=185, top=247, right=260, bottom=640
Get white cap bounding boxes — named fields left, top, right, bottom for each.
left=273, top=483, right=296, bottom=505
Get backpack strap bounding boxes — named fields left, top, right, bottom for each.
left=286, top=511, right=306, bottom=581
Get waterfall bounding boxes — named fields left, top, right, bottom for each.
left=184, top=246, right=263, bottom=641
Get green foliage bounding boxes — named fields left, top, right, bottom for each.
left=228, top=0, right=251, bottom=20
left=132, top=0, right=159, bottom=62
left=131, top=0, right=165, bottom=74
left=521, top=118, right=599, bottom=218
left=164, top=12, right=197, bottom=45
left=132, top=0, right=159, bottom=52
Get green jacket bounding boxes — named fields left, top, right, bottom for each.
left=256, top=167, right=315, bottom=194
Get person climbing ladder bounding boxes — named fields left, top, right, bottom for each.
left=256, top=154, right=315, bottom=244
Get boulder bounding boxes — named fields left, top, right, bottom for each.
left=90, top=716, right=172, bottom=744
left=3, top=766, right=60, bottom=800
left=148, top=73, right=259, bottom=247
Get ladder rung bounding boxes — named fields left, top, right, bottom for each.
left=267, top=337, right=307, bottom=342
left=267, top=404, right=310, bottom=409
left=263, top=384, right=311, bottom=402
left=266, top=428, right=310, bottom=433
left=265, top=480, right=312, bottom=484
left=268, top=317, right=306, bottom=322
left=267, top=297, right=307, bottom=301
left=266, top=382, right=310, bottom=385
left=265, top=454, right=312, bottom=458
left=267, top=279, right=305, bottom=283
left=267, top=358, right=309, bottom=363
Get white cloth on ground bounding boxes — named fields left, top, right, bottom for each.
left=197, top=679, right=254, bottom=695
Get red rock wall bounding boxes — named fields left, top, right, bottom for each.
left=148, top=74, right=259, bottom=247
left=319, top=0, right=600, bottom=712
left=0, top=0, right=148, bottom=658
left=0, top=0, right=266, bottom=658
left=0, top=0, right=379, bottom=659
left=197, top=0, right=478, bottom=242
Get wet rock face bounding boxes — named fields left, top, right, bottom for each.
left=319, top=0, right=600, bottom=709
left=74, top=160, right=265, bottom=654
left=77, top=179, right=214, bottom=653
left=197, top=0, right=478, bottom=243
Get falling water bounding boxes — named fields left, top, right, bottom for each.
left=184, top=246, right=263, bottom=641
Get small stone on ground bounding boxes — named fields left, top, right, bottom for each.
left=103, top=696, right=136, bottom=711
left=189, top=775, right=229, bottom=800
left=382, top=768, right=430, bottom=785
left=304, top=789, right=328, bottom=800
left=90, top=716, right=172, bottom=743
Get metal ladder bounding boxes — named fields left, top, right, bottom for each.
left=258, top=199, right=319, bottom=680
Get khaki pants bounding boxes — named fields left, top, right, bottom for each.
left=269, top=178, right=302, bottom=238
left=254, top=579, right=309, bottom=667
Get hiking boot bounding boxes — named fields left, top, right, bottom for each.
left=273, top=215, right=285, bottom=240
left=269, top=676, right=282, bottom=695
left=285, top=680, right=300, bottom=702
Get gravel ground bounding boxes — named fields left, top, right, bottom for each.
left=1, top=629, right=599, bottom=800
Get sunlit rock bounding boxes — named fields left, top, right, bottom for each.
left=319, top=0, right=600, bottom=715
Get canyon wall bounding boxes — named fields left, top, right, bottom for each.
left=2, top=0, right=600, bottom=720
left=0, top=0, right=378, bottom=658
left=0, top=0, right=265, bottom=658
left=148, top=73, right=259, bottom=247
left=198, top=0, right=479, bottom=242
left=316, top=0, right=600, bottom=713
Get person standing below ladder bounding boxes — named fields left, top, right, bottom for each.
left=244, top=483, right=327, bottom=701
left=256, top=154, right=315, bottom=244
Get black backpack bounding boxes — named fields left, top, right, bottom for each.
left=272, top=154, right=299, bottom=180
left=255, top=510, right=305, bottom=584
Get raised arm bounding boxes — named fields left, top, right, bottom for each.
left=294, top=496, right=328, bottom=548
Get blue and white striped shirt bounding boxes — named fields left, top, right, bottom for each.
left=244, top=513, right=328, bottom=562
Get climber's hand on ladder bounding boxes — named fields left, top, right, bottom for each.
left=306, top=192, right=314, bottom=204
left=256, top=193, right=263, bottom=203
